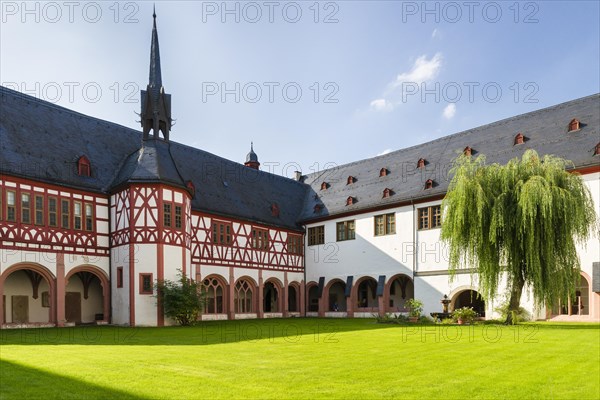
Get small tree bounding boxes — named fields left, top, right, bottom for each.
left=155, top=270, right=204, bottom=326
left=441, top=150, right=597, bottom=324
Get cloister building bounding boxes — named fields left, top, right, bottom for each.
left=1, top=14, right=599, bottom=327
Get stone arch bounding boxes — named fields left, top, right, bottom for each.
left=450, top=288, right=485, bottom=317
left=263, top=277, right=283, bottom=313
left=287, top=281, right=300, bottom=313
left=0, top=263, right=56, bottom=325
left=65, top=265, right=110, bottom=324
left=351, top=276, right=379, bottom=311
left=323, top=278, right=347, bottom=312
left=306, top=281, right=319, bottom=313
left=201, top=274, right=228, bottom=315
left=384, top=273, right=414, bottom=313
left=234, top=276, right=258, bottom=314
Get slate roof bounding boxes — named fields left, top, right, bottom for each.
left=299, top=94, right=600, bottom=222
left=0, top=86, right=308, bottom=231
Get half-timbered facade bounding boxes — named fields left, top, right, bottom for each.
left=1, top=14, right=599, bottom=326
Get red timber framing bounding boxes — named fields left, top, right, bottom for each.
left=190, top=212, right=304, bottom=272
left=0, top=176, right=108, bottom=257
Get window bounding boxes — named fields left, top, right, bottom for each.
left=139, top=273, right=153, bottom=294
left=163, top=203, right=172, bottom=227
left=374, top=213, right=395, bottom=236
left=594, top=143, right=600, bottom=156
left=308, top=226, right=324, bottom=246
left=78, top=156, right=91, bottom=177
left=346, top=196, right=355, bottom=206
left=234, top=279, right=254, bottom=313
left=35, top=195, right=44, bottom=225
left=252, top=228, right=269, bottom=250
left=347, top=176, right=354, bottom=185
left=463, top=146, right=472, bottom=156
left=175, top=205, right=182, bottom=229
left=6, top=191, right=15, bottom=222
left=313, top=204, right=323, bottom=213
left=48, top=197, right=58, bottom=227
left=61, top=199, right=70, bottom=229
left=379, top=168, right=388, bottom=177
left=212, top=221, right=232, bottom=245
left=568, top=119, right=580, bottom=132
left=74, top=201, right=82, bottom=230
left=21, top=193, right=31, bottom=224
left=336, top=220, right=355, bottom=241
left=287, top=235, right=303, bottom=255
left=425, top=179, right=434, bottom=190
left=514, top=133, right=525, bottom=145
left=85, top=204, right=93, bottom=231
left=383, top=188, right=393, bottom=198
left=417, top=158, right=426, bottom=169
left=418, top=205, right=442, bottom=230
left=203, top=277, right=224, bottom=314
left=320, top=182, right=328, bottom=190
left=117, top=267, right=123, bottom=288
left=271, top=203, right=280, bottom=217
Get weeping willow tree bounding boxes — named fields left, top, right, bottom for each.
left=441, top=150, right=597, bottom=324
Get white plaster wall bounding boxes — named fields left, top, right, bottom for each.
left=111, top=244, right=130, bottom=325
left=134, top=244, right=157, bottom=326
left=3, top=270, right=50, bottom=323
left=1, top=250, right=58, bottom=276
left=578, top=173, right=600, bottom=277
left=199, top=266, right=230, bottom=283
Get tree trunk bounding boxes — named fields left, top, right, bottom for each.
left=505, top=273, right=525, bottom=325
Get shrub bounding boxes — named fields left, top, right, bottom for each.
left=155, top=270, right=204, bottom=326
left=452, top=307, right=478, bottom=324
left=406, top=299, right=424, bottom=318
left=494, top=301, right=531, bottom=324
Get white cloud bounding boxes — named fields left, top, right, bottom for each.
left=389, top=53, right=443, bottom=90
left=370, top=98, right=394, bottom=112
left=443, top=103, right=456, bottom=119
left=377, top=148, right=393, bottom=156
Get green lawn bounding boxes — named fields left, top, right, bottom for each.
left=1, top=319, right=598, bottom=399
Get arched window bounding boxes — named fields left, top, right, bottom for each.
left=203, top=277, right=224, bottom=314
left=568, top=119, right=580, bottom=132
left=77, top=156, right=91, bottom=177
left=234, top=279, right=254, bottom=313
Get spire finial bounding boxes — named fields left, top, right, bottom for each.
left=153, top=4, right=156, bottom=19
left=251, top=141, right=254, bottom=151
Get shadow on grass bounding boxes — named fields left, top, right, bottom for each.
left=0, top=359, right=144, bottom=400
left=0, top=317, right=395, bottom=346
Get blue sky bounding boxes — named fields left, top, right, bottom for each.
left=1, top=1, right=599, bottom=177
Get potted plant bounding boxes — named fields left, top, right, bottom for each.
left=452, top=306, right=478, bottom=325
left=406, top=298, right=424, bottom=322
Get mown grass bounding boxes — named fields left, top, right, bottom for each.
left=1, top=319, right=598, bottom=399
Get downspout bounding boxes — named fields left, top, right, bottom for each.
left=411, top=199, right=416, bottom=281
left=107, top=194, right=113, bottom=324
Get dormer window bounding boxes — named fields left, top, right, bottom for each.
left=568, top=119, right=580, bottom=132
left=463, top=146, right=472, bottom=156
left=313, top=204, right=323, bottom=213
left=424, top=179, right=434, bottom=190
left=320, top=182, right=328, bottom=190
left=347, top=176, right=355, bottom=185
left=514, top=133, right=525, bottom=145
left=594, top=143, right=600, bottom=156
left=379, top=168, right=388, bottom=177
left=77, top=156, right=91, bottom=177
left=382, top=188, right=393, bottom=198
left=186, top=181, right=195, bottom=196
left=417, top=158, right=426, bottom=169
left=271, top=203, right=280, bottom=217
left=346, top=196, right=356, bottom=206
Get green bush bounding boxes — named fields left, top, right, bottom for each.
left=154, top=270, right=205, bottom=326
left=452, top=307, right=478, bottom=324
left=406, top=299, right=424, bottom=317
left=494, top=301, right=531, bottom=324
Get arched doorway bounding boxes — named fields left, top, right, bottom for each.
left=452, top=290, right=485, bottom=317
left=386, top=274, right=414, bottom=312
left=65, top=272, right=103, bottom=324
left=307, top=283, right=319, bottom=312
left=552, top=274, right=591, bottom=316
left=202, top=276, right=226, bottom=314
left=288, top=283, right=299, bottom=313
left=234, top=278, right=255, bottom=313
left=326, top=280, right=346, bottom=311
left=263, top=280, right=281, bottom=313
left=354, top=277, right=378, bottom=311
left=0, top=264, right=56, bottom=325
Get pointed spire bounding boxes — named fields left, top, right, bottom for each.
left=149, top=6, right=162, bottom=90
left=245, top=142, right=260, bottom=170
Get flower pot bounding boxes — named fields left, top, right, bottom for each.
left=457, top=318, right=464, bottom=325
left=408, top=316, right=419, bottom=323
